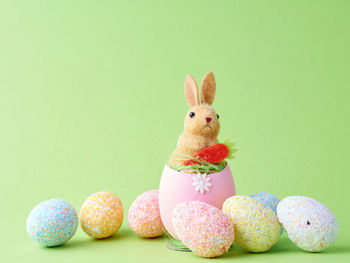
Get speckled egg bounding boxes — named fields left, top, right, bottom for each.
left=172, top=201, right=234, bottom=258
left=80, top=191, right=123, bottom=239
left=128, top=190, right=166, bottom=238
left=26, top=199, right=78, bottom=247
left=222, top=196, right=280, bottom=252
left=250, top=192, right=284, bottom=235
left=277, top=196, right=338, bottom=252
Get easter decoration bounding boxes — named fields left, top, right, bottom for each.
left=172, top=201, right=234, bottom=258
left=80, top=191, right=123, bottom=239
left=128, top=190, right=166, bottom=238
left=222, top=196, right=280, bottom=253
left=159, top=72, right=237, bottom=243
left=26, top=199, right=78, bottom=247
left=250, top=192, right=284, bottom=235
left=25, top=72, right=339, bottom=258
left=277, top=196, right=338, bottom=252
left=167, top=71, right=236, bottom=172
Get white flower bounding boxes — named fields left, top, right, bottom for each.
left=192, top=173, right=212, bottom=194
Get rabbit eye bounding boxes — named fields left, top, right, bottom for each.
left=217, top=114, right=220, bottom=119
left=189, top=112, right=195, bottom=118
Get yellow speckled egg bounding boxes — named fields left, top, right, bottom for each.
left=222, top=196, right=280, bottom=252
left=80, top=191, right=123, bottom=239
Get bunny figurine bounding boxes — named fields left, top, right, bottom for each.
left=168, top=72, right=221, bottom=168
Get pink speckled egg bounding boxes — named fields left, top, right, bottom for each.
left=159, top=164, right=235, bottom=239
left=172, top=201, right=234, bottom=258
left=128, top=190, right=166, bottom=238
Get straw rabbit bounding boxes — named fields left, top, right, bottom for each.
left=168, top=72, right=220, bottom=168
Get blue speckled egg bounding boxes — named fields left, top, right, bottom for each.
left=250, top=192, right=284, bottom=235
left=26, top=199, right=79, bottom=247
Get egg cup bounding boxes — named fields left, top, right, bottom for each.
left=159, top=164, right=236, bottom=240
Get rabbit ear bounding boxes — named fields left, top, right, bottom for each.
left=200, top=71, right=216, bottom=105
left=184, top=74, right=200, bottom=107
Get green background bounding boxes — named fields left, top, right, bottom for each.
left=1, top=0, right=349, bottom=262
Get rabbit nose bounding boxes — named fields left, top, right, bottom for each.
left=206, top=117, right=212, bottom=123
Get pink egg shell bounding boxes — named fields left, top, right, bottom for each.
left=128, top=190, right=166, bottom=238
left=159, top=164, right=235, bottom=239
left=172, top=201, right=234, bottom=258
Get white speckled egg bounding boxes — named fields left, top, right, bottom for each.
left=128, top=190, right=166, bottom=238
left=222, top=196, right=280, bottom=252
left=277, top=196, right=338, bottom=252
left=172, top=201, right=234, bottom=258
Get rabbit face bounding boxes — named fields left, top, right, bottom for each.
left=184, top=103, right=220, bottom=138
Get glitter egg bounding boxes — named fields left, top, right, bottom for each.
left=172, top=201, right=234, bottom=258
left=222, top=196, right=280, bottom=252
left=277, top=196, right=338, bottom=252
left=26, top=199, right=78, bottom=247
left=128, top=190, right=166, bottom=238
left=159, top=164, right=235, bottom=239
left=80, top=191, right=123, bottom=239
left=250, top=192, right=284, bottom=235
